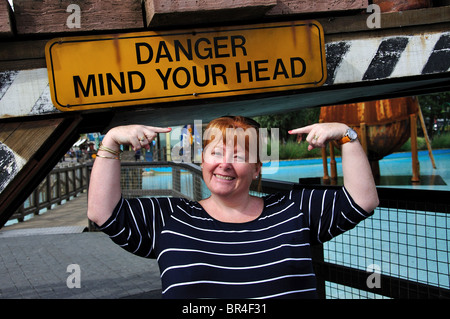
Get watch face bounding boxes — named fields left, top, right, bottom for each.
left=348, top=129, right=358, bottom=140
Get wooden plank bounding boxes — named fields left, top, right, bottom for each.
left=0, top=39, right=47, bottom=62
left=0, top=118, right=64, bottom=195
left=319, top=5, right=450, bottom=37
left=0, top=0, right=14, bottom=38
left=0, top=40, right=47, bottom=71
left=266, top=0, right=368, bottom=15
left=2, top=119, right=62, bottom=161
left=0, top=121, right=20, bottom=142
left=13, top=0, right=144, bottom=35
left=145, top=0, right=277, bottom=27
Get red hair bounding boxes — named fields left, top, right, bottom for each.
left=203, top=116, right=261, bottom=166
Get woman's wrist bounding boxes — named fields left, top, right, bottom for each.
left=100, top=132, right=121, bottom=152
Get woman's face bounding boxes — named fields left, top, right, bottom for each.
left=202, top=141, right=261, bottom=198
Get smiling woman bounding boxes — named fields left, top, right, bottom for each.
left=199, top=116, right=263, bottom=223
left=87, top=115, right=378, bottom=299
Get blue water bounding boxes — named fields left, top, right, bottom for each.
left=262, top=149, right=450, bottom=191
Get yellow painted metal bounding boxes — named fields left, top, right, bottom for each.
left=45, top=20, right=326, bottom=111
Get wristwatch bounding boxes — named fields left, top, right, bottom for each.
left=338, top=127, right=358, bottom=145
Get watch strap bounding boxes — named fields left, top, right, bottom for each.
left=338, top=135, right=351, bottom=145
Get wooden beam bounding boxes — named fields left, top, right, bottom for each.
left=13, top=0, right=144, bottom=35
left=319, top=5, right=450, bottom=39
left=0, top=0, right=14, bottom=38
left=267, top=0, right=368, bottom=15
left=0, top=39, right=47, bottom=71
left=145, top=0, right=277, bottom=27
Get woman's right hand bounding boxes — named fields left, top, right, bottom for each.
left=88, top=124, right=171, bottom=226
left=102, top=125, right=172, bottom=151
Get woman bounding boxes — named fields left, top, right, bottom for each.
left=88, top=116, right=379, bottom=299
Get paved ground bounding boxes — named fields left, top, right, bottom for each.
left=0, top=192, right=162, bottom=299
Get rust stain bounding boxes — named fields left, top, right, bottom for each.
left=290, top=21, right=297, bottom=48
left=304, top=20, right=315, bottom=59
left=320, top=97, right=419, bottom=160
left=113, top=34, right=121, bottom=66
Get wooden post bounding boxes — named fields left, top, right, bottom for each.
left=417, top=102, right=437, bottom=169
left=45, top=175, right=51, bottom=212
left=410, top=114, right=420, bottom=183
left=329, top=142, right=337, bottom=181
left=321, top=147, right=330, bottom=182
left=360, top=123, right=368, bottom=154
left=56, top=170, right=61, bottom=205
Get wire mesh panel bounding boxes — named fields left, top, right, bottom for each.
left=119, top=162, right=208, bottom=201
left=325, top=282, right=388, bottom=299
left=323, top=189, right=450, bottom=299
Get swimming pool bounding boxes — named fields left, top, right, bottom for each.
left=262, top=149, right=450, bottom=191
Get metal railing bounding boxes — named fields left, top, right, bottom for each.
left=10, top=163, right=89, bottom=223
left=117, top=161, right=208, bottom=200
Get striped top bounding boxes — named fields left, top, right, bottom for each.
left=97, top=186, right=372, bottom=299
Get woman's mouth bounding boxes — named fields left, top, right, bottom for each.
left=214, top=174, right=235, bottom=181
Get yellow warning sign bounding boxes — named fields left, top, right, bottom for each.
left=45, top=20, right=327, bottom=111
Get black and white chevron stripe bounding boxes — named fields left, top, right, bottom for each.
left=325, top=31, right=450, bottom=85
left=0, top=69, right=55, bottom=117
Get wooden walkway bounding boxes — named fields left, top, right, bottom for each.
left=0, top=191, right=89, bottom=233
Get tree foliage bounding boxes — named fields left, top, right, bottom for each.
left=418, top=92, right=450, bottom=137
left=252, top=107, right=321, bottom=142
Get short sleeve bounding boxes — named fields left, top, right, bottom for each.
left=293, top=186, right=373, bottom=244
left=96, top=196, right=173, bottom=258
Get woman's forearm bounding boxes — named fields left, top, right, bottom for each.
left=341, top=140, right=379, bottom=213
left=87, top=134, right=122, bottom=226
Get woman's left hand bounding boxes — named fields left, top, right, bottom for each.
left=288, top=122, right=349, bottom=151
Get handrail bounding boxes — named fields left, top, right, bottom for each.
left=10, top=163, right=88, bottom=223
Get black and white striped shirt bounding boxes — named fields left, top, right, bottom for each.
left=97, top=186, right=372, bottom=299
